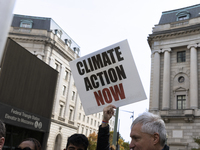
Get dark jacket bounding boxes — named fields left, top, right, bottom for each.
left=162, top=144, right=169, bottom=150
left=96, top=125, right=110, bottom=150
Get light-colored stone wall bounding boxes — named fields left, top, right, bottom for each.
left=47, top=122, right=77, bottom=150
left=165, top=119, right=200, bottom=150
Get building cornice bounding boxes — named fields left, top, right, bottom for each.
left=148, top=23, right=200, bottom=48
left=9, top=34, right=77, bottom=62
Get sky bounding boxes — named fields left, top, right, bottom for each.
left=13, top=0, right=200, bottom=142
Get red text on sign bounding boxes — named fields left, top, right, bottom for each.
left=94, top=83, right=126, bottom=106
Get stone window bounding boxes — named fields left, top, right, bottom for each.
left=55, top=63, right=59, bottom=71
left=77, top=125, right=80, bottom=133
left=178, top=76, right=185, bottom=83
left=20, top=19, right=33, bottom=28
left=177, top=95, right=186, bottom=109
left=59, top=105, right=63, bottom=117
left=64, top=70, right=68, bottom=80
left=177, top=51, right=186, bottom=62
left=79, top=113, right=81, bottom=120
left=69, top=108, right=74, bottom=121
left=94, top=120, right=96, bottom=127
left=83, top=115, right=85, bottom=122
left=178, top=15, right=188, bottom=21
left=85, top=128, right=88, bottom=136
left=62, top=85, right=66, bottom=96
left=91, top=118, right=93, bottom=125
left=81, top=127, right=84, bottom=134
left=54, top=61, right=61, bottom=72
left=72, top=91, right=75, bottom=100
left=176, top=11, right=190, bottom=21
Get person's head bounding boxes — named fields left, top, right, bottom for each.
left=0, top=120, right=6, bottom=149
left=129, top=112, right=166, bottom=150
left=65, top=134, right=89, bottom=150
left=15, top=138, right=42, bottom=150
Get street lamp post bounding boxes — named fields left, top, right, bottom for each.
left=112, top=108, right=134, bottom=150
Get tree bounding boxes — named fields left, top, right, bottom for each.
left=88, top=131, right=130, bottom=150
left=109, top=131, right=114, bottom=146
left=88, top=132, right=97, bottom=150
left=109, top=131, right=129, bottom=150
left=122, top=141, right=130, bottom=150
left=192, top=137, right=200, bottom=150
left=118, top=139, right=124, bottom=150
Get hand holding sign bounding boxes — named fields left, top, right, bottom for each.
left=103, top=105, right=116, bottom=121
left=69, top=40, right=146, bottom=115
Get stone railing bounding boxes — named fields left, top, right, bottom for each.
left=161, top=109, right=194, bottom=123
left=160, top=109, right=194, bottom=116
left=170, top=20, right=189, bottom=28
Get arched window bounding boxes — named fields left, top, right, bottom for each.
left=176, top=11, right=190, bottom=21
left=54, top=134, right=62, bottom=150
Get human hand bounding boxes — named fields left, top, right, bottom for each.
left=103, top=104, right=117, bottom=122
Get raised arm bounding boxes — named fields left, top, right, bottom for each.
left=96, top=105, right=116, bottom=150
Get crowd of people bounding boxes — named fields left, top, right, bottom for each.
left=0, top=105, right=169, bottom=150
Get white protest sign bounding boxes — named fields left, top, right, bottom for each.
left=70, top=40, right=146, bottom=115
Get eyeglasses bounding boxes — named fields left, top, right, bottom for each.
left=15, top=147, right=32, bottom=150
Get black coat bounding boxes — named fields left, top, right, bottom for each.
left=162, top=144, right=170, bottom=150
left=96, top=125, right=110, bottom=150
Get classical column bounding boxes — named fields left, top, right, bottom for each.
left=151, top=50, right=161, bottom=110
left=187, top=44, right=198, bottom=109
left=162, top=48, right=171, bottom=110
left=53, top=64, right=64, bottom=115
left=73, top=93, right=79, bottom=126
left=44, top=44, right=52, bottom=65
left=64, top=72, right=73, bottom=121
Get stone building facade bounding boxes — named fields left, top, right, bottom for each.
left=9, top=14, right=114, bottom=150
left=148, top=4, right=200, bottom=150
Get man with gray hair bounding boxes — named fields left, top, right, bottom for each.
left=0, top=120, right=6, bottom=150
left=129, top=112, right=169, bottom=150
left=96, top=105, right=169, bottom=150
